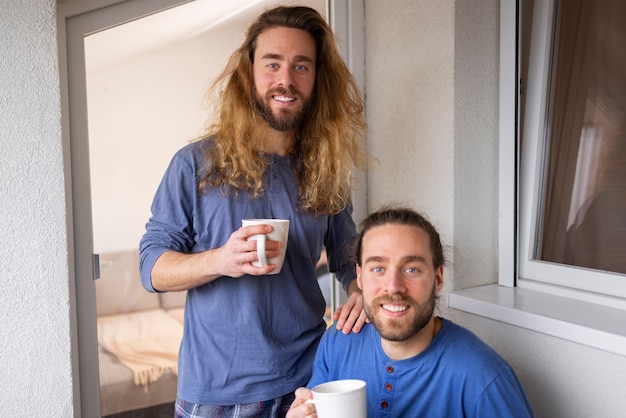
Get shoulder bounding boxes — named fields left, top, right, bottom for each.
left=165, top=137, right=214, bottom=174
left=436, top=319, right=512, bottom=372
left=173, top=137, right=212, bottom=161
left=310, top=323, right=379, bottom=386
left=320, top=322, right=376, bottom=348
left=440, top=319, right=496, bottom=350
left=436, top=320, right=533, bottom=414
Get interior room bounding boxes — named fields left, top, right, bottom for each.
left=85, top=1, right=327, bottom=415
left=1, top=0, right=625, bottom=416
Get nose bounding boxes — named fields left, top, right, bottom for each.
left=277, top=67, right=295, bottom=89
left=384, top=270, right=407, bottom=294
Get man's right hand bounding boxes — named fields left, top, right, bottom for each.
left=286, top=387, right=317, bottom=418
left=150, top=224, right=281, bottom=291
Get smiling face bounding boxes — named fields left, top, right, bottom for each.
left=252, top=26, right=317, bottom=132
left=357, top=223, right=444, bottom=343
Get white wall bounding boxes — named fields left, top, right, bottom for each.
left=0, top=0, right=75, bottom=416
left=86, top=15, right=244, bottom=253
left=2, top=0, right=626, bottom=416
left=364, top=0, right=456, bottom=297
left=365, top=0, right=626, bottom=417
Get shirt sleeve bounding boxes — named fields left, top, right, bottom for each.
left=324, top=203, right=357, bottom=293
left=473, top=367, right=535, bottom=418
left=139, top=145, right=198, bottom=292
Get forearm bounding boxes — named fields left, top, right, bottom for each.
left=150, top=248, right=224, bottom=292
left=347, top=278, right=361, bottom=296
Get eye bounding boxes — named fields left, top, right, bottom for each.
left=294, top=64, right=307, bottom=71
left=371, top=266, right=385, bottom=274
left=404, top=267, right=423, bottom=278
left=267, top=63, right=279, bottom=69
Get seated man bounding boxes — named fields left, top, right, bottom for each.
left=287, top=206, right=534, bottom=417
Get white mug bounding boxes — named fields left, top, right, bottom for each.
left=242, top=219, right=290, bottom=274
left=305, top=379, right=367, bottom=418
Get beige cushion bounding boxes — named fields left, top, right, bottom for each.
left=159, top=290, right=187, bottom=310
left=95, top=250, right=160, bottom=316
left=167, top=307, right=185, bottom=323
left=97, top=308, right=182, bottom=386
left=96, top=250, right=182, bottom=415
left=98, top=347, right=177, bottom=415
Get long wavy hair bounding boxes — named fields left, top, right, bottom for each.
left=199, top=6, right=366, bottom=215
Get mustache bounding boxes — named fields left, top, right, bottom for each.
left=269, top=86, right=300, bottom=97
left=373, top=294, right=416, bottom=306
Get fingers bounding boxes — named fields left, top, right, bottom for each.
left=238, top=225, right=282, bottom=259
left=239, top=223, right=272, bottom=238
left=334, top=291, right=366, bottom=334
left=218, top=226, right=281, bottom=277
left=354, top=309, right=370, bottom=330
left=287, top=388, right=316, bottom=418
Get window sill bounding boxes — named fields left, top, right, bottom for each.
left=448, top=284, right=626, bottom=357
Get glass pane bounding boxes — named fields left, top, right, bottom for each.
left=538, top=0, right=626, bottom=275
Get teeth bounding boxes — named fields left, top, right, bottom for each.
left=274, top=95, right=295, bottom=102
left=382, top=304, right=408, bottom=313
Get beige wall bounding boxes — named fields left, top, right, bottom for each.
left=86, top=12, right=248, bottom=253
left=1, top=0, right=626, bottom=416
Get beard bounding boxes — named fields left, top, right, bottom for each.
left=253, top=86, right=312, bottom=132
left=364, top=283, right=437, bottom=342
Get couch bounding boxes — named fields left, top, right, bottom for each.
left=95, top=250, right=334, bottom=416
left=95, top=250, right=185, bottom=416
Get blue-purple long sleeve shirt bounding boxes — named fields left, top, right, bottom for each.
left=139, top=138, right=357, bottom=405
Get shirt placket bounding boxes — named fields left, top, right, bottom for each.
left=377, top=363, right=397, bottom=415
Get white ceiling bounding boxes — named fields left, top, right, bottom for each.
left=85, top=0, right=326, bottom=74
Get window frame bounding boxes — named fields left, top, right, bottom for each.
left=517, top=0, right=626, bottom=305
left=448, top=0, right=626, bottom=357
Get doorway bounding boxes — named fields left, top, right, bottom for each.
left=61, top=0, right=351, bottom=416
left=85, top=1, right=326, bottom=414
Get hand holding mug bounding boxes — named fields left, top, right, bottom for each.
left=242, top=219, right=290, bottom=274
left=288, top=380, right=367, bottom=418
left=286, top=387, right=316, bottom=418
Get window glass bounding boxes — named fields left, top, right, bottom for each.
left=535, top=0, right=626, bottom=275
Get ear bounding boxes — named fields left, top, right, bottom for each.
left=356, top=264, right=363, bottom=290
left=434, top=265, right=444, bottom=292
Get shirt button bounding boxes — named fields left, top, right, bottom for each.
left=381, top=400, right=389, bottom=409
left=385, top=382, right=392, bottom=391
left=386, top=366, right=394, bottom=373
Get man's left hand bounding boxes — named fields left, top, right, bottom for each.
left=332, top=280, right=369, bottom=334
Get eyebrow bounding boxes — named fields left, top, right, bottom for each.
left=260, top=53, right=314, bottom=64
left=364, top=255, right=428, bottom=265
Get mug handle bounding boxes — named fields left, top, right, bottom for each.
left=255, top=234, right=268, bottom=266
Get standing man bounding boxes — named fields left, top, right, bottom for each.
left=287, top=206, right=534, bottom=417
left=139, top=6, right=367, bottom=418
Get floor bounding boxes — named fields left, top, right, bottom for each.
left=103, top=402, right=175, bottom=418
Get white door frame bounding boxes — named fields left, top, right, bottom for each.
left=57, top=1, right=363, bottom=415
